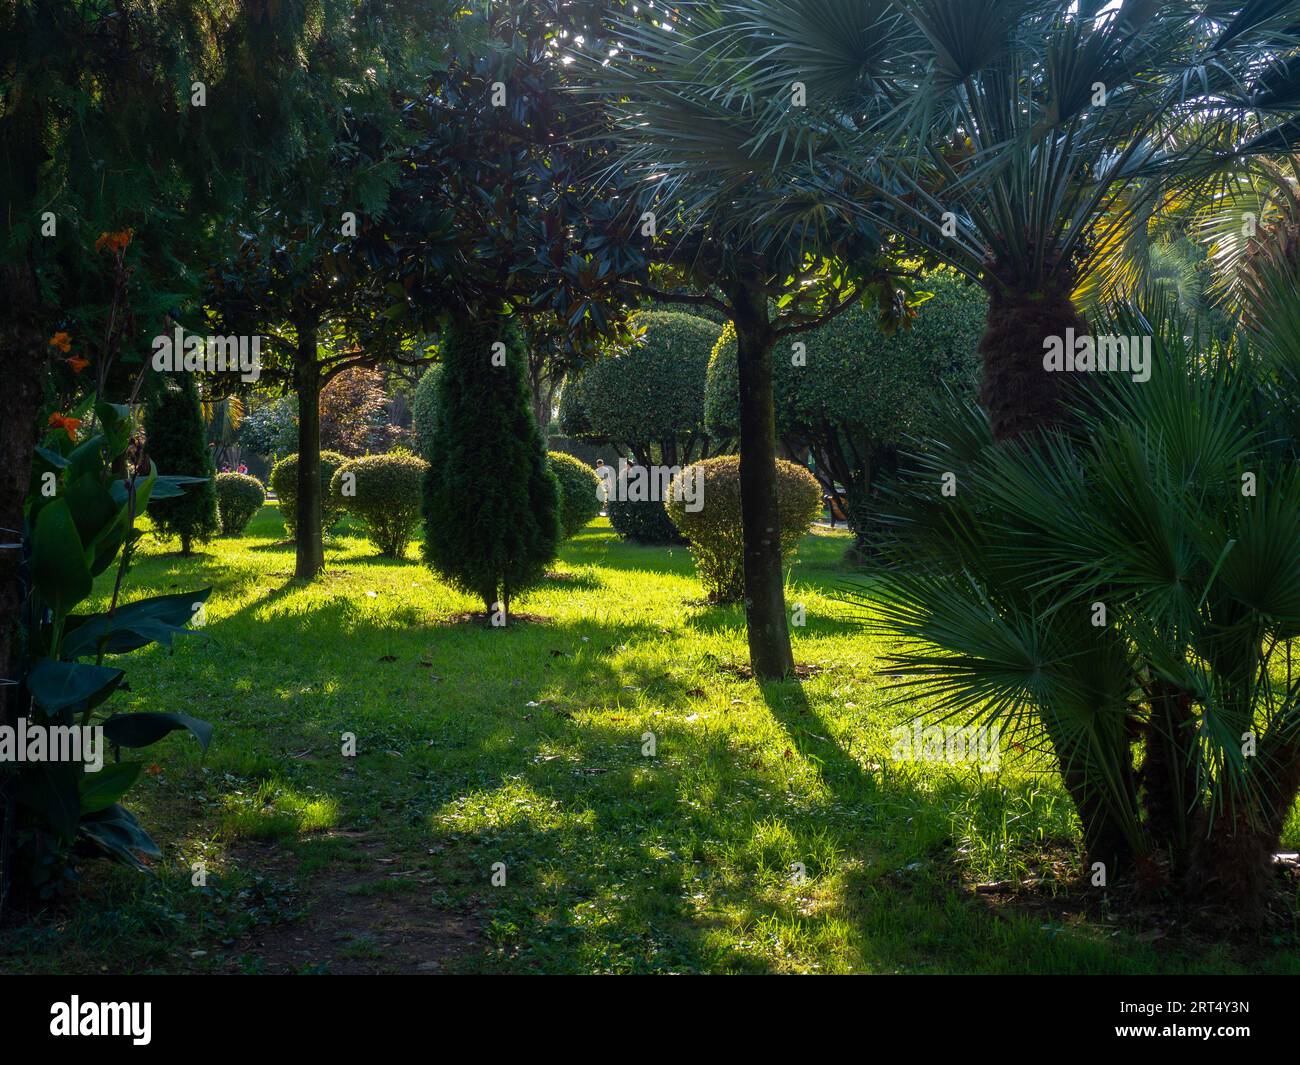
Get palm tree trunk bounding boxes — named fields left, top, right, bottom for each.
left=1187, top=724, right=1300, bottom=921
left=294, top=317, right=325, bottom=580
left=730, top=281, right=795, bottom=680
left=978, top=284, right=1084, bottom=442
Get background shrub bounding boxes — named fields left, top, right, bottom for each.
left=560, top=310, right=723, bottom=466
left=548, top=452, right=602, bottom=539
left=143, top=372, right=219, bottom=554
left=666, top=456, right=822, bottom=603
left=412, top=363, right=442, bottom=460
left=330, top=453, right=428, bottom=557
left=607, top=495, right=686, bottom=545
left=215, top=472, right=266, bottom=536
left=270, top=450, right=349, bottom=540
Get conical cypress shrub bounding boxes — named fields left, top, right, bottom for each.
left=423, top=311, right=559, bottom=619
left=143, top=372, right=219, bottom=554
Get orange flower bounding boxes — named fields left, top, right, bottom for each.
left=145, top=763, right=163, bottom=777
left=47, top=413, right=82, bottom=441
left=66, top=355, right=90, bottom=374
left=48, top=331, right=72, bottom=353
left=94, top=229, right=133, bottom=254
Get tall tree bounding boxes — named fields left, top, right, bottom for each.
left=584, top=2, right=905, bottom=678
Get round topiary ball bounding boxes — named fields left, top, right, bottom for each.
left=548, top=452, right=602, bottom=540
left=215, top=472, right=266, bottom=536
left=330, top=453, right=429, bottom=558
left=269, top=450, right=349, bottom=540
left=665, top=456, right=822, bottom=603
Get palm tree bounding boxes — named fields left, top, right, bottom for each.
left=738, top=0, right=1300, bottom=439
left=586, top=0, right=908, bottom=678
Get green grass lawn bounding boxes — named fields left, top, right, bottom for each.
left=3, top=504, right=1298, bottom=974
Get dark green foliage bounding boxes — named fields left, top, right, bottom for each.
left=666, top=456, right=822, bottom=603
left=422, top=313, right=559, bottom=616
left=270, top=451, right=349, bottom=540
left=143, top=374, right=218, bottom=554
left=215, top=473, right=266, bottom=536
left=548, top=452, right=602, bottom=539
left=413, top=364, right=443, bottom=460
left=560, top=310, right=722, bottom=466
left=607, top=495, right=686, bottom=546
left=331, top=453, right=428, bottom=558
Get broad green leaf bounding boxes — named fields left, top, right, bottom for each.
left=103, top=712, right=213, bottom=754
left=78, top=761, right=141, bottom=815
left=31, top=499, right=92, bottom=620
left=27, top=659, right=124, bottom=715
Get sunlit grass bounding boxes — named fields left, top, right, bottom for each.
left=1, top=503, right=1296, bottom=974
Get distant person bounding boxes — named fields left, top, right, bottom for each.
left=824, top=492, right=837, bottom=529
left=595, top=459, right=612, bottom=514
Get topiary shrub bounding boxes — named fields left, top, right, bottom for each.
left=143, top=372, right=219, bottom=554
left=548, top=452, right=602, bottom=539
left=215, top=472, right=266, bottom=536
left=607, top=495, right=686, bottom=545
left=559, top=310, right=723, bottom=467
left=330, top=453, right=428, bottom=558
left=412, top=363, right=442, bottom=460
left=666, top=456, right=822, bottom=603
left=270, top=450, right=349, bottom=540
left=423, top=312, right=559, bottom=619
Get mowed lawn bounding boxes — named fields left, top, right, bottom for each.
left=3, top=503, right=1298, bottom=974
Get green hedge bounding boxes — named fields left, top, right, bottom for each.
left=548, top=452, right=602, bottom=539
left=270, top=450, right=349, bottom=540
left=215, top=472, right=266, bottom=536
left=559, top=310, right=722, bottom=464
left=330, top=453, right=428, bottom=558
left=666, top=456, right=822, bottom=603
left=412, top=364, right=442, bottom=460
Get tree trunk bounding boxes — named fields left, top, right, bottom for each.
left=294, top=319, right=325, bottom=580
left=1186, top=723, right=1300, bottom=921
left=978, top=284, right=1084, bottom=442
left=0, top=260, right=45, bottom=920
left=730, top=282, right=795, bottom=681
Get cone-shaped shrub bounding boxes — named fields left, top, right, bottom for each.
left=215, top=472, right=266, bottom=536
left=548, top=452, right=602, bottom=539
left=666, top=456, right=821, bottom=603
left=143, top=373, right=218, bottom=554
left=423, top=312, right=559, bottom=618
left=270, top=450, right=348, bottom=540
left=331, top=453, right=428, bottom=558
left=413, top=364, right=443, bottom=460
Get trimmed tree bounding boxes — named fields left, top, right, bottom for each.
left=331, top=454, right=428, bottom=558
left=423, top=313, right=560, bottom=620
left=413, top=364, right=443, bottom=461
left=548, top=451, right=603, bottom=539
left=705, top=272, right=985, bottom=547
left=143, top=374, right=219, bottom=555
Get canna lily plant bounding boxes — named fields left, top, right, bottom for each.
left=1, top=398, right=213, bottom=909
